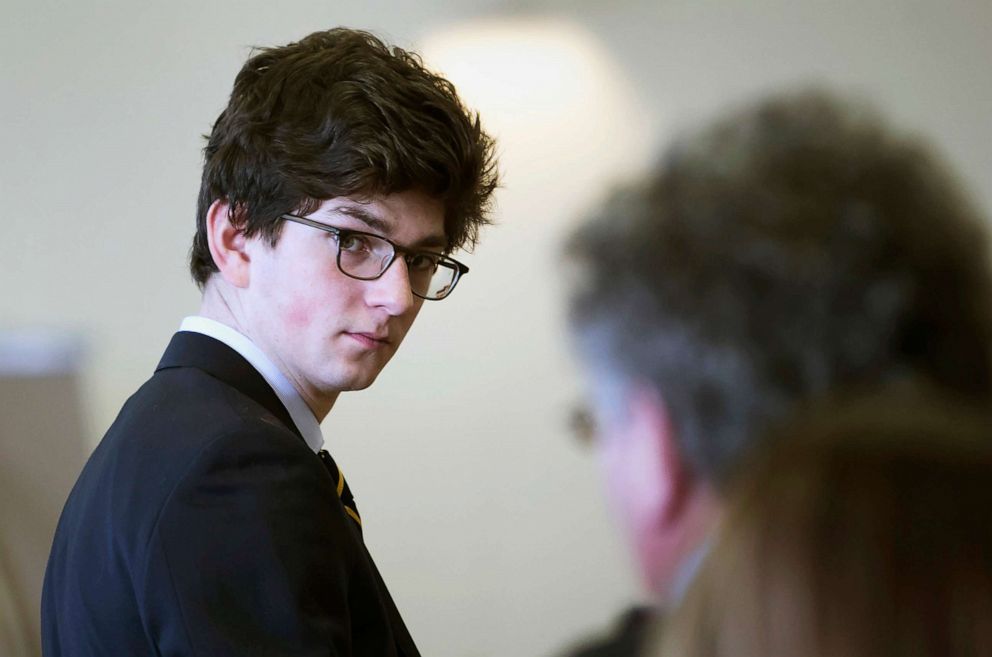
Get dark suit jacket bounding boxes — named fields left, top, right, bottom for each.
left=42, top=331, right=420, bottom=657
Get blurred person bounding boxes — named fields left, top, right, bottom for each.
left=561, top=88, right=992, bottom=656
left=42, top=28, right=497, bottom=657
left=656, top=390, right=992, bottom=657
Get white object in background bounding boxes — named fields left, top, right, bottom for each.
left=0, top=329, right=85, bottom=377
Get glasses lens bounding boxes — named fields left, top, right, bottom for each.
left=337, top=232, right=394, bottom=279
left=424, top=260, right=459, bottom=300
left=404, top=254, right=458, bottom=300
left=333, top=229, right=462, bottom=300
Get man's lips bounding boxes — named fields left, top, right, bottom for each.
left=344, top=332, right=390, bottom=348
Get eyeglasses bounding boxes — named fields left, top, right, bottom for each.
left=280, top=214, right=469, bottom=301
left=569, top=404, right=597, bottom=447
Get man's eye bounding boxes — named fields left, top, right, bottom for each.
left=338, top=233, right=371, bottom=253
left=408, top=253, right=440, bottom=272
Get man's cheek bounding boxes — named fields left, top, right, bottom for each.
left=283, top=298, right=317, bottom=330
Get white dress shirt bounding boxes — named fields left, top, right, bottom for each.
left=178, top=316, right=324, bottom=453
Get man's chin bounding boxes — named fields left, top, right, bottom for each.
left=340, top=379, right=375, bottom=392
left=318, top=352, right=396, bottom=392
left=329, top=368, right=383, bottom=393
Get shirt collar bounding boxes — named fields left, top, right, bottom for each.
left=178, top=316, right=324, bottom=453
left=670, top=538, right=711, bottom=606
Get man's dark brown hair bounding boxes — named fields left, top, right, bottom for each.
left=189, top=27, right=498, bottom=286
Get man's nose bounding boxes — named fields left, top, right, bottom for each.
left=366, top=256, right=416, bottom=315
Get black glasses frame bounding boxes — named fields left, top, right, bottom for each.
left=280, top=213, right=469, bottom=300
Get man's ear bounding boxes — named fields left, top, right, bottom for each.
left=206, top=200, right=251, bottom=288
left=626, top=384, right=689, bottom=527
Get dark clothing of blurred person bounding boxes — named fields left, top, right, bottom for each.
left=560, top=88, right=992, bottom=653
left=556, top=607, right=653, bottom=657
left=42, top=27, right=497, bottom=657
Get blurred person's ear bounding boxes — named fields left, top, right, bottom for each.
left=622, top=385, right=687, bottom=524
left=206, top=200, right=251, bottom=288
left=598, top=383, right=707, bottom=599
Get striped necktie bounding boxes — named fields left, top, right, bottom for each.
left=318, top=449, right=362, bottom=529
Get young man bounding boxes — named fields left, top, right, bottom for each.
left=42, top=28, right=497, bottom=657
left=562, top=89, right=992, bottom=656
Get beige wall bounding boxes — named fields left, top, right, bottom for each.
left=3, top=1, right=990, bottom=656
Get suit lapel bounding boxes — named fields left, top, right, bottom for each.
left=156, top=331, right=420, bottom=656
left=155, top=331, right=304, bottom=444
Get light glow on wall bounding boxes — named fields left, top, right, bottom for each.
left=419, top=17, right=654, bottom=217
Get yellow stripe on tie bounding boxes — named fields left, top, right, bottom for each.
left=336, top=466, right=345, bottom=497
left=344, top=507, right=363, bottom=526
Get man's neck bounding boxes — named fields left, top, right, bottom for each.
left=198, top=280, right=246, bottom=336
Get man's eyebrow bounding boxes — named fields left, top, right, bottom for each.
left=333, top=205, right=448, bottom=251
left=333, top=206, right=389, bottom=233
left=413, top=234, right=449, bottom=251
